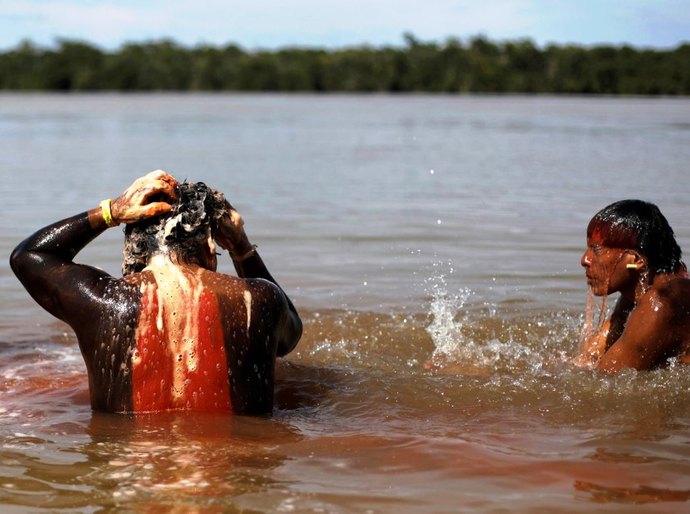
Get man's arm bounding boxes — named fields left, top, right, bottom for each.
left=596, top=291, right=677, bottom=372
left=10, top=210, right=112, bottom=323
left=215, top=203, right=302, bottom=357
left=10, top=171, right=178, bottom=325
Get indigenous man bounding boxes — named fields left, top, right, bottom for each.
left=578, top=199, right=690, bottom=371
left=10, top=170, right=302, bottom=413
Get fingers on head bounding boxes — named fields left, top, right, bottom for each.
left=154, top=179, right=177, bottom=199
left=230, top=210, right=243, bottom=225
left=145, top=202, right=173, bottom=217
left=145, top=169, right=168, bottom=180
left=160, top=174, right=179, bottom=194
left=143, top=170, right=178, bottom=192
left=138, top=179, right=177, bottom=203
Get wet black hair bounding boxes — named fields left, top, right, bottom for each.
left=122, top=182, right=226, bottom=275
left=587, top=199, right=684, bottom=274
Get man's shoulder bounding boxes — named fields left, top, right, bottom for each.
left=653, top=274, right=690, bottom=302
left=244, top=277, right=288, bottom=304
left=207, top=273, right=286, bottom=304
left=639, top=275, right=690, bottom=323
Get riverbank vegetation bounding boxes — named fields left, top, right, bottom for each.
left=1, top=34, right=687, bottom=94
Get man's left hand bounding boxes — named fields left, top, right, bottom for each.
left=111, top=170, right=178, bottom=225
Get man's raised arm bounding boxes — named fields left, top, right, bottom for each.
left=214, top=201, right=303, bottom=356
left=10, top=171, right=177, bottom=323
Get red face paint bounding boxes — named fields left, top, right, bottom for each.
left=589, top=226, right=605, bottom=246
left=587, top=218, right=638, bottom=250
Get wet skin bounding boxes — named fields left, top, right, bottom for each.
left=579, top=235, right=690, bottom=371
left=10, top=181, right=301, bottom=414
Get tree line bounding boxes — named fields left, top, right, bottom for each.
left=1, top=34, right=688, bottom=94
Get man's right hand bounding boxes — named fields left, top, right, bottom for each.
left=214, top=199, right=253, bottom=256
left=111, top=170, right=178, bottom=225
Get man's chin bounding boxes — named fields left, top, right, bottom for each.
left=586, top=282, right=605, bottom=296
left=589, top=286, right=607, bottom=297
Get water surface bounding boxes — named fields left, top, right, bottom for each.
left=2, top=94, right=690, bottom=512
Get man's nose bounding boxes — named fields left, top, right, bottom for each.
left=581, top=251, right=591, bottom=267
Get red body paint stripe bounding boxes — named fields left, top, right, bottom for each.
left=132, top=284, right=232, bottom=413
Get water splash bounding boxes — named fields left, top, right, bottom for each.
left=425, top=272, right=472, bottom=360
left=576, top=288, right=610, bottom=366
left=309, top=338, right=364, bottom=363
left=423, top=270, right=556, bottom=375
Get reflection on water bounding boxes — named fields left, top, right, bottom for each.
left=2, top=94, right=690, bottom=512
left=83, top=413, right=297, bottom=510
left=575, top=481, right=690, bottom=505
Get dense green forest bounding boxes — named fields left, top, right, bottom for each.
left=1, top=34, right=688, bottom=94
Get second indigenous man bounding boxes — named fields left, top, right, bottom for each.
left=578, top=199, right=690, bottom=371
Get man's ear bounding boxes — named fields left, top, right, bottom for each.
left=625, top=250, right=646, bottom=270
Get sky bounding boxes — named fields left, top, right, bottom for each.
left=0, top=0, right=688, bottom=51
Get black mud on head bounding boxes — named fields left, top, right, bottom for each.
left=122, top=182, right=226, bottom=275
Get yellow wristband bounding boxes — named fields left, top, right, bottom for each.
left=99, top=199, right=118, bottom=228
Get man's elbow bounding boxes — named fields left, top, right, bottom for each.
left=277, top=314, right=302, bottom=357
left=10, top=242, right=46, bottom=288
left=291, top=315, right=304, bottom=348
left=9, top=243, right=29, bottom=278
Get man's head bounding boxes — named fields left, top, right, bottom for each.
left=586, top=199, right=683, bottom=275
left=122, top=181, right=226, bottom=275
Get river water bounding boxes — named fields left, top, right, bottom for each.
left=1, top=94, right=690, bottom=512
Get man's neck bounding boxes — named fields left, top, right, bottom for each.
left=147, top=251, right=203, bottom=269
left=630, top=270, right=657, bottom=304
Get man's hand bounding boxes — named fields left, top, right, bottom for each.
left=111, top=170, right=178, bottom=225
left=214, top=198, right=252, bottom=255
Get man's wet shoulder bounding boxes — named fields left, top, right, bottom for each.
left=655, top=274, right=690, bottom=300
left=643, top=275, right=690, bottom=320
left=246, top=277, right=287, bottom=301
left=202, top=272, right=284, bottom=303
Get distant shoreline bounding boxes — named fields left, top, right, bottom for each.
left=1, top=35, right=688, bottom=95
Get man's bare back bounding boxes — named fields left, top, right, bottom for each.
left=11, top=171, right=302, bottom=414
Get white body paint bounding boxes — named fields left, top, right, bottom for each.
left=141, top=254, right=206, bottom=401
left=243, top=290, right=252, bottom=334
